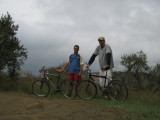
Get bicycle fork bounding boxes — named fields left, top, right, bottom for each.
left=40, top=78, right=47, bottom=90
left=40, top=81, right=44, bottom=90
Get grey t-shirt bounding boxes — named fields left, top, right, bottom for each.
left=94, top=44, right=114, bottom=69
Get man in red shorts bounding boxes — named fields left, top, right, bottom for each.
left=60, top=45, right=84, bottom=97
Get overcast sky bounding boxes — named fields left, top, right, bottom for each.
left=1, top=0, right=160, bottom=74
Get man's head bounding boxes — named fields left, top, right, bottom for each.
left=98, top=36, right=105, bottom=47
left=74, top=45, right=79, bottom=54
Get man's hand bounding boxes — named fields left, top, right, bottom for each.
left=61, top=68, right=65, bottom=72
left=79, top=72, right=81, bottom=76
left=86, top=64, right=90, bottom=68
left=56, top=68, right=64, bottom=73
left=102, top=65, right=110, bottom=70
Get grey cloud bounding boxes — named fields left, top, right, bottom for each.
left=1, top=0, right=160, bottom=74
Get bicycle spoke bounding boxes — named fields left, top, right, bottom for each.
left=108, top=80, right=128, bottom=101
left=76, top=80, right=97, bottom=100
left=32, top=79, right=50, bottom=97
left=60, top=79, right=76, bottom=98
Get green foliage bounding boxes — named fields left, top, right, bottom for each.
left=17, top=75, right=33, bottom=94
left=120, top=51, right=153, bottom=90
left=152, top=64, right=160, bottom=80
left=0, top=12, right=27, bottom=79
left=0, top=71, right=34, bottom=93
left=92, top=90, right=160, bottom=120
left=121, top=50, right=150, bottom=72
left=145, top=63, right=160, bottom=92
left=0, top=72, right=17, bottom=91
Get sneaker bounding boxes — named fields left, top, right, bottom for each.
left=67, top=94, right=71, bottom=97
left=104, top=95, right=109, bottom=99
left=109, top=95, right=115, bottom=101
left=67, top=91, right=71, bottom=97
left=102, top=91, right=109, bottom=99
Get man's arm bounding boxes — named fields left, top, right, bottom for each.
left=79, top=64, right=83, bottom=76
left=56, top=62, right=69, bottom=72
left=62, top=62, right=69, bottom=70
left=60, top=55, right=70, bottom=71
left=79, top=55, right=84, bottom=75
left=102, top=53, right=111, bottom=70
left=87, top=54, right=97, bottom=67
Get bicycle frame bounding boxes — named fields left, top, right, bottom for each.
left=42, top=68, right=62, bottom=91
left=33, top=66, right=77, bottom=98
left=87, top=69, right=110, bottom=89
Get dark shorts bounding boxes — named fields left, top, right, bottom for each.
left=68, top=74, right=81, bottom=81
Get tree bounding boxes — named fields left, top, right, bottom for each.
left=0, top=12, right=27, bottom=79
left=121, top=50, right=150, bottom=90
left=121, top=50, right=150, bottom=72
left=150, top=64, right=160, bottom=92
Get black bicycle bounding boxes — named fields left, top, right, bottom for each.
left=75, top=68, right=128, bottom=101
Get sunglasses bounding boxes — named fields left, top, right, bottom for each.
left=98, top=40, right=104, bottom=42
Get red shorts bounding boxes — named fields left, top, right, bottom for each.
left=68, top=74, right=81, bottom=81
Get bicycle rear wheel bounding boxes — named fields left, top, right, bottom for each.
left=76, top=80, right=97, bottom=100
left=60, top=79, right=76, bottom=98
left=108, top=80, right=128, bottom=101
left=32, top=79, right=50, bottom=97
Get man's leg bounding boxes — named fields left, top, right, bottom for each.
left=106, top=69, right=115, bottom=101
left=99, top=70, right=108, bottom=87
left=99, top=69, right=112, bottom=87
left=106, top=69, right=112, bottom=82
left=68, top=74, right=74, bottom=97
left=99, top=69, right=112, bottom=99
left=74, top=74, right=81, bottom=95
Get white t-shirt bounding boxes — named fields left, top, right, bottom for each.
left=66, top=53, right=84, bottom=65
left=94, top=44, right=114, bottom=69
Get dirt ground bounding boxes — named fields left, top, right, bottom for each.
left=0, top=92, right=126, bottom=120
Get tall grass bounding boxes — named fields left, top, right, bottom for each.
left=92, top=90, right=160, bottom=120
left=16, top=75, right=34, bottom=94
left=0, top=72, right=17, bottom=91
left=0, top=72, right=34, bottom=93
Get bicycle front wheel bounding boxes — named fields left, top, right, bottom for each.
left=60, top=79, right=76, bottom=98
left=108, top=80, right=128, bottom=101
left=76, top=80, right=97, bottom=100
left=32, top=79, right=50, bottom=97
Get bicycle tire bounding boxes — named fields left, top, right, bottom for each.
left=32, top=79, right=50, bottom=97
left=60, top=79, right=76, bottom=98
left=76, top=80, right=97, bottom=100
left=108, top=80, right=128, bottom=101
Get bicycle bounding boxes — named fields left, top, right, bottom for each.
left=75, top=68, right=128, bottom=101
left=32, top=66, right=76, bottom=98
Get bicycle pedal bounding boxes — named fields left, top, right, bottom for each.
left=56, top=89, right=61, bottom=92
left=102, top=88, right=108, bottom=92
left=100, top=87, right=105, bottom=91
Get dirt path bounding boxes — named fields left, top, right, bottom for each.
left=0, top=92, right=126, bottom=120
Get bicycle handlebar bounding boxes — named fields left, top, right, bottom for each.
left=85, top=68, right=108, bottom=79
left=39, top=66, right=46, bottom=73
left=39, top=66, right=63, bottom=77
left=85, top=68, right=91, bottom=73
